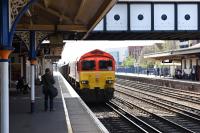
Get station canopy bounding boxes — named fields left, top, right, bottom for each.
left=13, top=0, right=116, bottom=62
left=16, top=0, right=116, bottom=40
left=144, top=44, right=200, bottom=61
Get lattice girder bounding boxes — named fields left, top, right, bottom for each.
left=15, top=31, right=30, bottom=50
left=10, top=0, right=29, bottom=25
left=36, top=32, right=51, bottom=47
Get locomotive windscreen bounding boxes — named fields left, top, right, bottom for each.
left=99, top=60, right=113, bottom=70
left=81, top=60, right=95, bottom=70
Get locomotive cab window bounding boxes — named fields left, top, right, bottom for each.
left=99, top=60, right=113, bottom=70
left=81, top=60, right=96, bottom=70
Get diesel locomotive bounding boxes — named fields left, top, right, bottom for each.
left=60, top=49, right=115, bottom=102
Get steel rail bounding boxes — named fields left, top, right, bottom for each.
left=106, top=101, right=162, bottom=133
left=116, top=79, right=200, bottom=104
left=112, top=97, right=195, bottom=133
left=115, top=83, right=200, bottom=119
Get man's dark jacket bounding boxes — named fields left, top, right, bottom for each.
left=41, top=73, right=55, bottom=94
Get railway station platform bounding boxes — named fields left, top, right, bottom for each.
left=0, top=72, right=107, bottom=133
left=116, top=72, right=200, bottom=92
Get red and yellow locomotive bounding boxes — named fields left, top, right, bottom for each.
left=60, top=49, right=115, bottom=102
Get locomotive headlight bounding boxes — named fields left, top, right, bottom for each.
left=106, top=80, right=113, bottom=84
left=81, top=80, right=89, bottom=84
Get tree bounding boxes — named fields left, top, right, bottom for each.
left=122, top=56, right=135, bottom=67
left=139, top=58, right=156, bottom=68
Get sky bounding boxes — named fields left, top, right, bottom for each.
left=58, top=40, right=164, bottom=64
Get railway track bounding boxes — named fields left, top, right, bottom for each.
left=89, top=103, right=154, bottom=133
left=116, top=78, right=200, bottom=105
left=86, top=77, right=200, bottom=132
left=115, top=83, right=200, bottom=118
left=113, top=85, right=200, bottom=132
left=110, top=97, right=197, bottom=133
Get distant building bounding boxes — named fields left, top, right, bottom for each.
left=190, top=40, right=200, bottom=46
left=109, top=51, right=120, bottom=65
left=105, top=47, right=128, bottom=65
left=128, top=46, right=143, bottom=62
left=179, top=40, right=189, bottom=48
left=144, top=43, right=200, bottom=80
left=106, top=46, right=145, bottom=65
left=143, top=41, right=178, bottom=55
left=179, top=40, right=200, bottom=48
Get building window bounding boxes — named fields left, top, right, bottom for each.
left=190, top=59, right=192, bottom=69
left=199, top=60, right=200, bottom=66
left=184, top=60, right=186, bottom=69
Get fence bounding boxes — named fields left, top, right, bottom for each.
left=116, top=67, right=170, bottom=76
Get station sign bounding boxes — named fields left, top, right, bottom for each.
left=45, top=55, right=61, bottom=59
left=162, top=60, right=172, bottom=63
left=42, top=46, right=63, bottom=56
left=40, top=43, right=64, bottom=48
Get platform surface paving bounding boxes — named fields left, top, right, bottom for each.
left=57, top=72, right=107, bottom=133
left=1, top=76, right=68, bottom=133
left=10, top=97, right=67, bottom=133
left=0, top=72, right=107, bottom=133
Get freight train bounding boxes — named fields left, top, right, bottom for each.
left=60, top=49, right=116, bottom=102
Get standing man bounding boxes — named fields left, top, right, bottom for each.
left=41, top=68, right=55, bottom=111
left=147, top=68, right=149, bottom=76
left=157, top=67, right=160, bottom=76
left=191, top=66, right=196, bottom=81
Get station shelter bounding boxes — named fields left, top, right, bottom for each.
left=144, top=44, right=200, bottom=81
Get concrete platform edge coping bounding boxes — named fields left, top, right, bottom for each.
left=55, top=71, right=109, bottom=133
left=116, top=73, right=200, bottom=85
left=54, top=71, right=73, bottom=133
left=78, top=98, right=109, bottom=133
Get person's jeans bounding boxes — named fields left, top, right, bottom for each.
left=44, top=91, right=54, bottom=111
